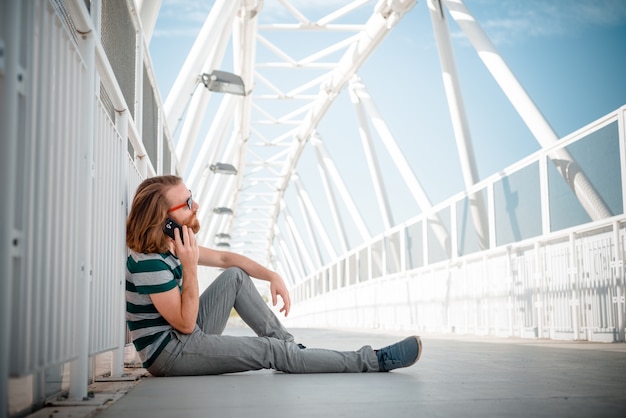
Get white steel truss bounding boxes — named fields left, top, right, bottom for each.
left=165, top=0, right=417, bottom=274
left=160, top=0, right=610, bottom=282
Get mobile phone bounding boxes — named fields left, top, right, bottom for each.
left=163, top=218, right=184, bottom=243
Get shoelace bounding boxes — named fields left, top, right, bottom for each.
left=377, top=348, right=398, bottom=367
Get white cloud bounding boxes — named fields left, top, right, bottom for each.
left=450, top=0, right=626, bottom=46
left=154, top=0, right=377, bottom=31
left=152, top=0, right=213, bottom=38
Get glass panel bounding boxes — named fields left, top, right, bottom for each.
left=359, top=247, right=369, bottom=282
left=338, top=260, right=346, bottom=288
left=428, top=207, right=451, bottom=263
left=405, top=221, right=423, bottom=269
left=324, top=268, right=330, bottom=292
left=371, top=239, right=384, bottom=279
left=494, top=162, right=542, bottom=246
left=385, top=231, right=401, bottom=274
left=349, top=254, right=357, bottom=285
left=549, top=121, right=622, bottom=231
left=314, top=273, right=320, bottom=296
left=456, top=189, right=488, bottom=256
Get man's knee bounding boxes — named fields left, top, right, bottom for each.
left=222, top=267, right=249, bottom=284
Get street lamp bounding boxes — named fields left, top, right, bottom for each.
left=210, top=163, right=238, bottom=175
left=201, top=70, right=246, bottom=96
left=213, top=207, right=233, bottom=215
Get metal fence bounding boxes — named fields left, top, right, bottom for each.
left=1, top=1, right=175, bottom=416
left=288, top=107, right=626, bottom=343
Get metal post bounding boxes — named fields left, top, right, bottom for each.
left=69, top=3, right=96, bottom=399
left=0, top=0, right=21, bottom=414
left=613, top=221, right=625, bottom=342
left=507, top=246, right=514, bottom=337
left=428, top=0, right=488, bottom=250
left=535, top=242, right=544, bottom=339
left=111, top=110, right=129, bottom=377
left=569, top=232, right=580, bottom=340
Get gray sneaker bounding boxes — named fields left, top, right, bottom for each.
left=376, top=336, right=422, bottom=372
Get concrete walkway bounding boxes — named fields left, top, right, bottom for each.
left=34, top=327, right=626, bottom=418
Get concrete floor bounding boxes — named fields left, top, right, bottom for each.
left=36, top=327, right=626, bottom=418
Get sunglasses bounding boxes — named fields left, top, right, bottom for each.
left=168, top=190, right=193, bottom=212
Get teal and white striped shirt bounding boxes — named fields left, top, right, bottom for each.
left=126, top=250, right=183, bottom=368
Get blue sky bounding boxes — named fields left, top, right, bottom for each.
left=149, top=0, right=626, bottom=245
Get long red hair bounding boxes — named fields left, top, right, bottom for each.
left=126, top=175, right=181, bottom=253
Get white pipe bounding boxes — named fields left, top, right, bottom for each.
left=163, top=0, right=238, bottom=134
left=68, top=0, right=96, bottom=399
left=175, top=87, right=211, bottom=169
left=228, top=0, right=261, bottom=258
left=313, top=141, right=350, bottom=253
left=279, top=235, right=304, bottom=281
left=350, top=80, right=450, bottom=252
left=293, top=175, right=338, bottom=260
left=312, top=134, right=371, bottom=241
left=275, top=0, right=416, bottom=210
left=282, top=203, right=316, bottom=273
left=280, top=212, right=307, bottom=277
left=187, top=94, right=238, bottom=191
left=349, top=77, right=394, bottom=230
left=111, top=110, right=129, bottom=377
left=442, top=0, right=612, bottom=221
left=294, top=175, right=324, bottom=266
left=0, top=0, right=20, bottom=413
left=194, top=131, right=239, bottom=244
left=613, top=221, right=625, bottom=341
left=428, top=0, right=488, bottom=250
left=135, top=0, right=162, bottom=45
left=202, top=174, right=238, bottom=246
left=193, top=133, right=235, bottom=246
left=568, top=232, right=580, bottom=340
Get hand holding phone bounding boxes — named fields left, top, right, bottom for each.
left=163, top=218, right=184, bottom=244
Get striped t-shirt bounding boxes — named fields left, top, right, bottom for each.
left=126, top=250, right=183, bottom=368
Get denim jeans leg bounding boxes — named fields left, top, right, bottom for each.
left=196, top=267, right=294, bottom=342
left=149, top=329, right=379, bottom=376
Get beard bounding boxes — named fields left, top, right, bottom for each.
left=186, top=212, right=201, bottom=234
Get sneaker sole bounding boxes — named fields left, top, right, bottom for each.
left=395, top=336, right=422, bottom=369
left=414, top=336, right=422, bottom=363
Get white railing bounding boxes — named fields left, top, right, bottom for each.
left=288, top=220, right=626, bottom=342
left=287, top=106, right=626, bottom=343
left=1, top=1, right=174, bottom=416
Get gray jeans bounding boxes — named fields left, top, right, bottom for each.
left=147, top=267, right=379, bottom=375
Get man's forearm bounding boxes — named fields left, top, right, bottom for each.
left=198, top=246, right=292, bottom=316
left=223, top=253, right=281, bottom=283
left=180, top=268, right=200, bottom=332
left=198, top=246, right=279, bottom=283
